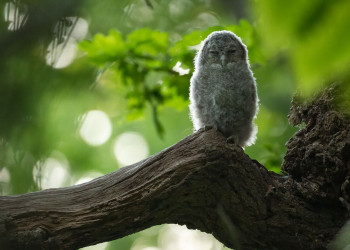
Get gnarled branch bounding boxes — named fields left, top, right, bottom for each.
left=1, top=87, right=350, bottom=250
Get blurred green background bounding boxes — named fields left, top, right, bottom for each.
left=1, top=0, right=350, bottom=249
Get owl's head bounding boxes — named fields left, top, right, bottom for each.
left=196, top=30, right=247, bottom=69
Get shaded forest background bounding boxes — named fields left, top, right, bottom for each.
left=1, top=0, right=350, bottom=249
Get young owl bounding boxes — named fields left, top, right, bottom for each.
left=189, top=30, right=259, bottom=147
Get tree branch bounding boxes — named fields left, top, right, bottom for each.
left=1, top=87, right=350, bottom=250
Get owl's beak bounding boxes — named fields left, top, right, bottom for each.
left=220, top=55, right=227, bottom=66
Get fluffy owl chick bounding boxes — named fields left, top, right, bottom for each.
left=189, top=30, right=259, bottom=147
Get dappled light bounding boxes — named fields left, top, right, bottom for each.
left=129, top=224, right=227, bottom=250
left=0, top=168, right=10, bottom=195
left=68, top=17, right=89, bottom=41
left=74, top=171, right=104, bottom=185
left=172, top=61, right=190, bottom=76
left=46, top=17, right=89, bottom=69
left=132, top=246, right=160, bottom=250
left=80, top=242, right=108, bottom=250
left=113, top=131, right=149, bottom=167
left=33, top=152, right=70, bottom=189
left=193, top=12, right=220, bottom=28
left=79, top=110, right=112, bottom=146
left=4, top=1, right=28, bottom=31
left=128, top=0, right=154, bottom=24
left=158, top=225, right=222, bottom=250
left=46, top=37, right=78, bottom=69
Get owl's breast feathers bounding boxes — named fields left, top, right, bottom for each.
left=197, top=65, right=255, bottom=103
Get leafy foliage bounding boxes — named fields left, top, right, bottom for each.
left=254, top=0, right=350, bottom=97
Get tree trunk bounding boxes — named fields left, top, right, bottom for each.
left=0, top=87, right=349, bottom=250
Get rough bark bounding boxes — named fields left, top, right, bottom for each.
left=0, top=87, right=349, bottom=250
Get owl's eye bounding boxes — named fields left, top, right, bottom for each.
left=209, top=50, right=219, bottom=55
left=228, top=49, right=236, bottom=54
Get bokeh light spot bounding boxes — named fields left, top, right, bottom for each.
left=69, top=17, right=89, bottom=41
left=0, top=167, right=10, bottom=195
left=132, top=245, right=160, bottom=250
left=4, top=2, right=28, bottom=31
left=159, top=224, right=217, bottom=250
left=79, top=110, right=112, bottom=146
left=45, top=37, right=78, bottom=69
left=113, top=132, right=149, bottom=167
left=80, top=242, right=108, bottom=250
left=172, top=61, right=190, bottom=76
left=33, top=152, right=70, bottom=190
left=74, top=171, right=103, bottom=185
left=0, top=168, right=10, bottom=183
left=45, top=17, right=89, bottom=69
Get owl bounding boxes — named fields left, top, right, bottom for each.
left=189, top=30, right=259, bottom=147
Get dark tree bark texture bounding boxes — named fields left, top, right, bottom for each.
left=0, top=87, right=349, bottom=250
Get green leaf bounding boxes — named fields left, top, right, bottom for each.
left=127, top=28, right=168, bottom=56
left=293, top=1, right=350, bottom=97
left=169, top=31, right=203, bottom=58
left=79, top=30, right=127, bottom=65
left=227, top=20, right=253, bottom=46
